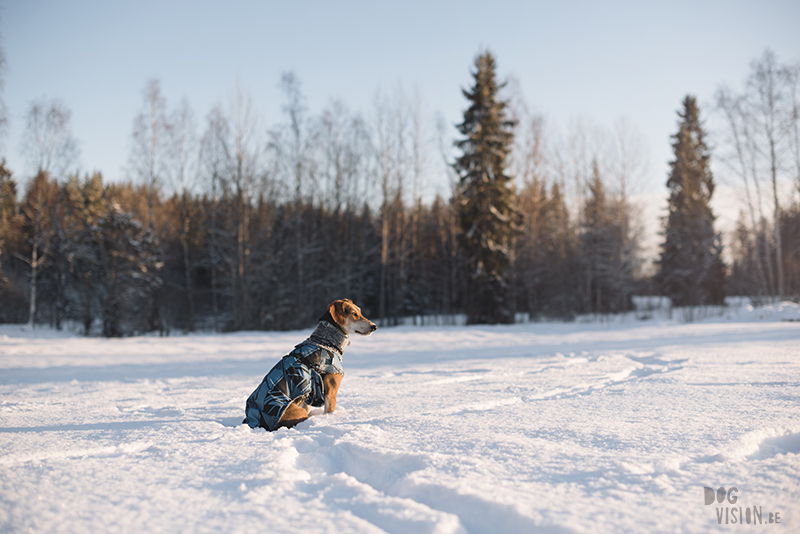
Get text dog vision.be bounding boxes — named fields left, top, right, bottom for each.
left=705, top=487, right=782, bottom=526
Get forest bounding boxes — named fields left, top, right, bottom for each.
left=0, top=50, right=798, bottom=335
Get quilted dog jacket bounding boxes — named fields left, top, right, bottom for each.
left=244, top=342, right=345, bottom=431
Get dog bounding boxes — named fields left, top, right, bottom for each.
left=244, top=299, right=376, bottom=431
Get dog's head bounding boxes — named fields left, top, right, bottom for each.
left=323, top=299, right=377, bottom=336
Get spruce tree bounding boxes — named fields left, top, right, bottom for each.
left=657, top=96, right=725, bottom=306
left=0, top=160, right=19, bottom=285
left=582, top=161, right=635, bottom=313
left=97, top=206, right=163, bottom=336
left=454, top=51, right=522, bottom=324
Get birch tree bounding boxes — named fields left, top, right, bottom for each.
left=169, top=97, right=198, bottom=330
left=129, top=78, right=170, bottom=230
left=199, top=105, right=231, bottom=330
left=17, top=99, right=79, bottom=327
left=226, top=83, right=260, bottom=329
left=19, top=98, right=80, bottom=181
left=268, top=72, right=314, bottom=322
left=716, top=50, right=800, bottom=299
left=18, top=171, right=58, bottom=327
left=748, top=51, right=795, bottom=298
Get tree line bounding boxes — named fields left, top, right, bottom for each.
left=0, top=49, right=798, bottom=335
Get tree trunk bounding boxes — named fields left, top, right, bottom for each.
left=210, top=175, right=220, bottom=332
left=28, top=245, right=38, bottom=329
left=770, top=140, right=785, bottom=298
left=181, top=201, right=194, bottom=332
left=379, top=201, right=389, bottom=324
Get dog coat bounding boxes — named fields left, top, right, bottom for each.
left=244, top=341, right=345, bottom=431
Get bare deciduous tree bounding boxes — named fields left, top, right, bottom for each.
left=225, top=81, right=261, bottom=329
left=268, top=72, right=313, bottom=319
left=169, top=97, right=198, bottom=330
left=128, top=78, right=170, bottom=230
left=372, top=86, right=411, bottom=323
left=199, top=105, right=231, bottom=330
left=0, top=28, right=8, bottom=153
left=19, top=98, right=80, bottom=181
left=716, top=87, right=773, bottom=296
left=716, top=50, right=799, bottom=299
left=751, top=51, right=791, bottom=298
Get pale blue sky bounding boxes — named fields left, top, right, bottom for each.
left=3, top=0, right=799, bottom=210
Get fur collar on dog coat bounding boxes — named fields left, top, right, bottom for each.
left=243, top=322, right=347, bottom=431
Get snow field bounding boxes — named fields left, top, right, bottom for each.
left=1, top=303, right=799, bottom=533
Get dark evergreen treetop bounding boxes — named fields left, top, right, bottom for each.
left=455, top=52, right=516, bottom=183
left=0, top=160, right=20, bottom=282
left=666, top=96, right=714, bottom=214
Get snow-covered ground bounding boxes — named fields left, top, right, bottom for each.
left=1, top=303, right=799, bottom=533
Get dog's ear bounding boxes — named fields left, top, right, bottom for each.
left=325, top=300, right=348, bottom=327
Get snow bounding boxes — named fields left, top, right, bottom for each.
left=1, top=303, right=799, bottom=533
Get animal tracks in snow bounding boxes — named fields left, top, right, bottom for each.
left=241, top=349, right=692, bottom=533
left=522, top=352, right=686, bottom=401
left=257, top=424, right=574, bottom=534
left=401, top=350, right=687, bottom=412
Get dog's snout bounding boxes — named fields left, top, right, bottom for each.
left=369, top=323, right=378, bottom=332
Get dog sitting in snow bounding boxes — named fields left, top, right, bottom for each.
left=244, top=299, right=377, bottom=431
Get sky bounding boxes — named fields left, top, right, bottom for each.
left=2, top=1, right=799, bottom=257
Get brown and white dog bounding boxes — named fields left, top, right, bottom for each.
left=244, top=299, right=376, bottom=431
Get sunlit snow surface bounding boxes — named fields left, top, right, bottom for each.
left=1, top=303, right=799, bottom=533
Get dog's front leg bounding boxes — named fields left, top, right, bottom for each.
left=322, top=373, right=343, bottom=413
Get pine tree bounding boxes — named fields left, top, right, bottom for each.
left=581, top=161, right=635, bottom=313
left=64, top=173, right=107, bottom=334
left=454, top=51, right=522, bottom=324
left=582, top=161, right=612, bottom=312
left=97, top=205, right=163, bottom=336
left=657, top=96, right=725, bottom=306
left=0, top=160, right=19, bottom=285
left=541, top=183, right=576, bottom=318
